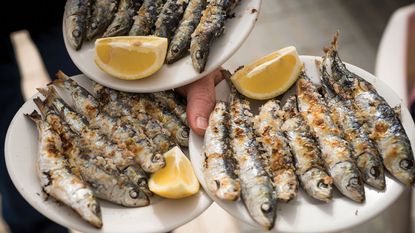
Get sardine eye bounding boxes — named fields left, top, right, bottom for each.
left=195, top=50, right=203, bottom=59
left=400, top=159, right=414, bottom=170
left=261, top=202, right=273, bottom=213
left=180, top=129, right=189, bottom=139
left=369, top=166, right=380, bottom=177
left=152, top=153, right=163, bottom=163
left=72, top=29, right=81, bottom=38
left=171, top=45, right=179, bottom=53
left=137, top=178, right=147, bottom=186
left=317, top=179, right=329, bottom=189
left=91, top=203, right=100, bottom=214
left=348, top=177, right=360, bottom=187
left=129, top=190, right=139, bottom=199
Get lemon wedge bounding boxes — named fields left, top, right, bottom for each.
left=231, top=46, right=302, bottom=100
left=94, top=36, right=167, bottom=80
left=149, top=146, right=200, bottom=199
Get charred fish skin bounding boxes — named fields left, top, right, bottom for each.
left=53, top=72, right=164, bottom=173
left=190, top=1, right=226, bottom=73
left=87, top=0, right=119, bottom=40
left=64, top=0, right=89, bottom=50
left=151, top=90, right=188, bottom=126
left=129, top=0, right=165, bottom=36
left=38, top=86, right=138, bottom=170
left=44, top=111, right=150, bottom=207
left=296, top=71, right=365, bottom=203
left=203, top=101, right=241, bottom=201
left=154, top=0, right=189, bottom=41
left=166, top=0, right=207, bottom=64
left=103, top=0, right=143, bottom=37
left=327, top=35, right=415, bottom=186
left=319, top=62, right=385, bottom=190
left=93, top=82, right=174, bottom=154
left=253, top=99, right=298, bottom=202
left=34, top=97, right=152, bottom=197
left=137, top=94, right=190, bottom=147
left=26, top=111, right=103, bottom=228
left=280, top=96, right=333, bottom=202
left=227, top=73, right=276, bottom=229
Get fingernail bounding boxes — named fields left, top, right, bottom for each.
left=196, top=116, right=208, bottom=130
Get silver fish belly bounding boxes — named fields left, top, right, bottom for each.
left=26, top=111, right=102, bottom=228
left=129, top=0, right=165, bottom=36
left=280, top=96, right=333, bottom=202
left=103, top=0, right=143, bottom=37
left=253, top=99, right=297, bottom=202
left=166, top=0, right=207, bottom=63
left=227, top=74, right=276, bottom=229
left=64, top=0, right=89, bottom=50
left=319, top=62, right=385, bottom=190
left=296, top=72, right=365, bottom=203
left=87, top=0, right=119, bottom=40
left=327, top=34, right=415, bottom=186
left=34, top=96, right=152, bottom=198
left=203, top=101, right=240, bottom=201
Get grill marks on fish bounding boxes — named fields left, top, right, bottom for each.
left=318, top=60, right=385, bottom=190
left=87, top=0, right=120, bottom=40
left=203, top=101, right=241, bottom=201
left=166, top=0, right=207, bottom=63
left=297, top=71, right=365, bottom=203
left=253, top=100, right=297, bottom=202
left=129, top=0, right=165, bottom=36
left=326, top=34, right=415, bottom=186
left=64, top=0, right=90, bottom=50
left=103, top=0, right=143, bottom=37
left=280, top=96, right=333, bottom=202
left=154, top=0, right=189, bottom=41
left=53, top=72, right=163, bottom=173
left=26, top=111, right=103, bottom=228
left=227, top=75, right=276, bottom=229
left=93, top=82, right=174, bottom=154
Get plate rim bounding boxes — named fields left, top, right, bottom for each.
left=189, top=55, right=412, bottom=233
left=63, top=0, right=262, bottom=93
left=4, top=75, right=213, bottom=233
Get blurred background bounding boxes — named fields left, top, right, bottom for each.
left=1, top=0, right=415, bottom=232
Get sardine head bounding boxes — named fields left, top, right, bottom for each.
left=302, top=168, right=333, bottom=202
left=331, top=161, right=365, bottom=203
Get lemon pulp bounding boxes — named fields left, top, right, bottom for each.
left=231, top=46, right=302, bottom=100
left=96, top=44, right=156, bottom=74
left=149, top=146, right=199, bottom=199
left=94, top=36, right=167, bottom=80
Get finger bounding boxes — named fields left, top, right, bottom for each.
left=179, top=73, right=217, bottom=136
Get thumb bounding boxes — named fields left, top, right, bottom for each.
left=177, top=71, right=220, bottom=135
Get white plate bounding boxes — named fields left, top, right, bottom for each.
left=63, top=0, right=261, bottom=93
left=5, top=75, right=212, bottom=233
left=189, top=56, right=415, bottom=233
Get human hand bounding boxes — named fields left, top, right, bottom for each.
left=176, top=68, right=224, bottom=136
